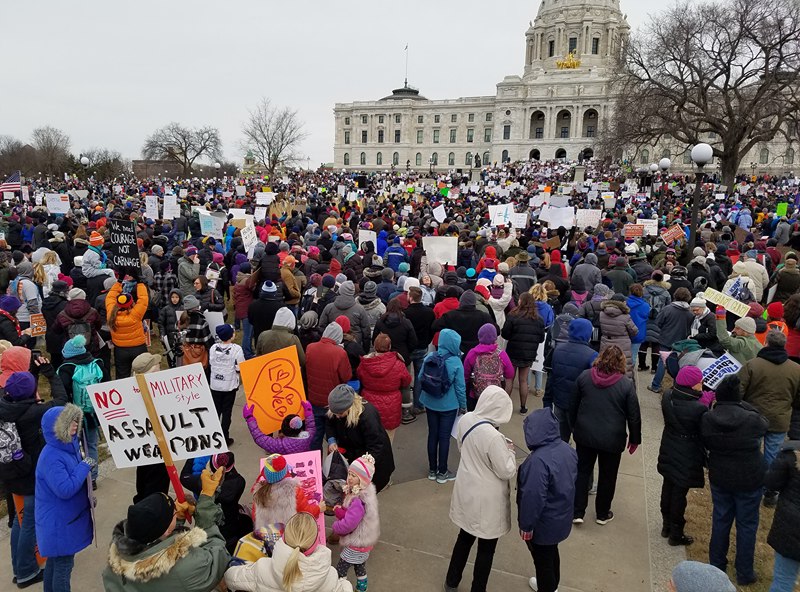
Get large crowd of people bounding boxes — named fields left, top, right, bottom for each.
left=0, top=158, right=799, bottom=591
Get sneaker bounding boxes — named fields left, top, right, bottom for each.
left=647, top=385, right=662, bottom=394
left=572, top=516, right=584, bottom=524
left=428, top=470, right=437, bottom=481
left=596, top=512, right=614, bottom=525
left=401, top=410, right=417, bottom=424
left=412, top=407, right=426, bottom=416
left=17, top=571, right=44, bottom=589
left=535, top=389, right=544, bottom=398
left=92, top=479, right=97, bottom=491
left=668, top=534, right=694, bottom=546
left=519, top=406, right=528, bottom=415
left=436, top=470, right=457, bottom=484
left=529, top=577, right=558, bottom=592
left=443, top=584, right=458, bottom=592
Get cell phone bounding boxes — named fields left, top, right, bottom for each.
left=31, top=349, right=42, bottom=363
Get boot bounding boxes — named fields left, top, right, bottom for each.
left=660, top=524, right=670, bottom=538
left=668, top=523, right=694, bottom=546
left=638, top=351, right=649, bottom=371
left=763, top=491, right=779, bottom=508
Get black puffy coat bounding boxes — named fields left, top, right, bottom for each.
left=432, top=304, right=495, bottom=355
left=501, top=312, right=546, bottom=365
left=701, top=400, right=768, bottom=492
left=765, top=441, right=800, bottom=562
left=657, top=385, right=707, bottom=488
left=373, top=312, right=418, bottom=364
left=0, top=314, right=31, bottom=348
left=655, top=302, right=693, bottom=348
left=247, top=293, right=286, bottom=343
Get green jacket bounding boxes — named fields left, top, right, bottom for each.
left=739, top=346, right=800, bottom=433
left=716, top=318, right=762, bottom=366
left=102, top=495, right=230, bottom=592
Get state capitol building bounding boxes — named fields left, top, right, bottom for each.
left=333, top=0, right=795, bottom=177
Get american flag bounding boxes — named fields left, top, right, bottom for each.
left=0, top=171, right=21, bottom=193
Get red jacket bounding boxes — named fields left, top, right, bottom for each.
left=306, top=337, right=351, bottom=407
left=233, top=275, right=255, bottom=320
left=434, top=297, right=459, bottom=319
left=357, top=352, right=411, bottom=430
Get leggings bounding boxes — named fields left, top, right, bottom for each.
left=337, top=559, right=367, bottom=578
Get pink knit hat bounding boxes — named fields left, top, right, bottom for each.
left=349, top=453, right=375, bottom=486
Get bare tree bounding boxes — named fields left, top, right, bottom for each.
left=31, top=126, right=71, bottom=175
left=241, top=98, right=308, bottom=180
left=81, top=147, right=126, bottom=179
left=603, top=0, right=800, bottom=187
left=0, top=135, right=37, bottom=177
left=141, top=123, right=221, bottom=176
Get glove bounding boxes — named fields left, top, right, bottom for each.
left=243, top=404, right=255, bottom=421
left=38, top=362, right=55, bottom=379
left=519, top=530, right=533, bottom=541
left=715, top=306, right=726, bottom=320
left=334, top=505, right=347, bottom=520
left=458, top=408, right=466, bottom=416
left=200, top=466, right=224, bottom=497
left=175, top=500, right=196, bottom=521
left=83, top=457, right=96, bottom=468
left=627, top=442, right=639, bottom=455
left=12, top=449, right=24, bottom=461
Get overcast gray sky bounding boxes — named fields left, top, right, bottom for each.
left=3, top=0, right=658, bottom=168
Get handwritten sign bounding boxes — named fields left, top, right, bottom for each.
left=575, top=209, right=602, bottom=229
left=358, top=229, right=377, bottom=249
left=703, top=287, right=751, bottom=317
left=241, top=222, right=258, bottom=257
left=641, top=219, right=659, bottom=236
left=45, top=193, right=70, bottom=214
left=285, top=450, right=325, bottom=545
left=86, top=363, right=227, bottom=468
left=255, top=192, right=275, bottom=205
left=422, top=236, right=458, bottom=265
left=163, top=194, right=180, bottom=219
left=433, top=204, right=447, bottom=223
left=107, top=219, right=140, bottom=270
left=199, top=212, right=225, bottom=239
left=240, top=346, right=306, bottom=437
left=145, top=195, right=159, bottom=220
left=702, top=353, right=742, bottom=390
left=29, top=313, right=46, bottom=337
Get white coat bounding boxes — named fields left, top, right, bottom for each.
left=224, top=539, right=353, bottom=592
left=450, top=385, right=517, bottom=540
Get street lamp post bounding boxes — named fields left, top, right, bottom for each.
left=658, top=157, right=671, bottom=219
left=648, top=162, right=658, bottom=197
left=214, top=162, right=221, bottom=183
left=689, top=143, right=713, bottom=253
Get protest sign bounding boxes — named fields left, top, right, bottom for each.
left=549, top=195, right=570, bottom=208
left=199, top=212, right=225, bottom=239
left=86, top=363, right=228, bottom=468
left=29, top=313, right=46, bottom=337
left=256, top=192, right=275, bottom=205
left=661, top=225, right=686, bottom=245
left=359, top=229, right=377, bottom=248
left=3, top=192, right=14, bottom=201
left=777, top=202, right=788, bottom=217
left=433, top=204, right=447, bottom=223
left=640, top=219, right=658, bottom=236
left=145, top=195, right=159, bottom=220
left=602, top=196, right=616, bottom=210
left=235, top=185, right=246, bottom=197
left=240, top=346, right=306, bottom=437
left=179, top=188, right=188, bottom=198
left=241, top=222, right=258, bottom=257
left=510, top=212, right=529, bottom=228
left=203, top=311, right=225, bottom=336
left=702, top=354, right=742, bottom=390
left=703, top=287, right=751, bottom=317
left=254, top=206, right=268, bottom=222
left=423, top=236, right=458, bottom=265
left=624, top=224, right=644, bottom=238
left=163, top=194, right=180, bottom=219
left=45, top=193, right=70, bottom=214
left=529, top=194, right=546, bottom=208
left=20, top=186, right=29, bottom=201
left=284, top=451, right=326, bottom=545
left=107, top=219, right=140, bottom=269
left=541, top=206, right=575, bottom=229
left=488, top=204, right=513, bottom=226
left=575, top=208, right=602, bottom=229
left=227, top=208, right=246, bottom=219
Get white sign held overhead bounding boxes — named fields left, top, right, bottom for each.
left=549, top=195, right=570, bottom=208
left=575, top=209, right=602, bottom=229
left=254, top=207, right=268, bottom=222
left=640, top=218, right=659, bottom=236
left=163, top=195, right=180, bottom=219
left=255, top=192, right=275, bottom=205
left=179, top=188, right=188, bottom=198
left=433, top=205, right=447, bottom=223
left=235, top=185, right=246, bottom=197
left=145, top=195, right=159, bottom=220
left=423, top=236, right=458, bottom=266
left=45, top=193, right=70, bottom=214
left=358, top=229, right=377, bottom=248
left=198, top=212, right=225, bottom=239
left=510, top=212, right=529, bottom=229
left=241, top=222, right=258, bottom=257
left=20, top=186, right=29, bottom=201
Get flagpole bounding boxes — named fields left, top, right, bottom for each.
left=404, top=44, right=409, bottom=87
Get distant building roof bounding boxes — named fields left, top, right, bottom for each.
left=379, top=83, right=427, bottom=101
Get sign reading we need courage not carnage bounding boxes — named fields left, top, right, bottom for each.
left=86, top=363, right=228, bottom=468
left=107, top=219, right=141, bottom=269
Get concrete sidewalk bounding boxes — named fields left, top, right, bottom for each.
left=1, top=372, right=679, bottom=591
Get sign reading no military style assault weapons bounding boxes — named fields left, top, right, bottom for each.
left=86, top=363, right=228, bottom=468
left=107, top=219, right=141, bottom=269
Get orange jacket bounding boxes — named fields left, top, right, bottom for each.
left=756, top=319, right=789, bottom=345
left=106, top=282, right=149, bottom=348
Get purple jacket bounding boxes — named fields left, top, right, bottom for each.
left=463, top=343, right=515, bottom=398
left=246, top=400, right=317, bottom=454
left=332, top=497, right=365, bottom=536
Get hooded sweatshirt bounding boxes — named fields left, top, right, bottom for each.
left=419, top=328, right=466, bottom=412
left=544, top=318, right=598, bottom=411
left=255, top=307, right=306, bottom=365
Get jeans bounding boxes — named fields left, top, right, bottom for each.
left=426, top=409, right=457, bottom=474
left=212, top=389, right=237, bottom=441
left=445, top=529, right=499, bottom=592
left=770, top=552, right=800, bottom=592
left=311, top=404, right=328, bottom=452
left=84, top=425, right=98, bottom=480
left=174, top=231, right=186, bottom=246
left=44, top=554, right=75, bottom=592
left=241, top=318, right=255, bottom=360
left=650, top=348, right=666, bottom=389
left=574, top=444, right=622, bottom=519
left=709, top=485, right=761, bottom=582
left=410, top=348, right=427, bottom=410
left=660, top=478, right=689, bottom=534
left=630, top=342, right=641, bottom=363
left=526, top=541, right=560, bottom=592
left=534, top=369, right=543, bottom=391
left=763, top=432, right=787, bottom=467
left=10, top=494, right=39, bottom=583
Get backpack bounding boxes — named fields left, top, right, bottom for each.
left=59, top=360, right=104, bottom=415
left=0, top=419, right=22, bottom=464
left=470, top=350, right=503, bottom=398
left=419, top=352, right=452, bottom=398
left=67, top=319, right=93, bottom=343
left=646, top=289, right=668, bottom=320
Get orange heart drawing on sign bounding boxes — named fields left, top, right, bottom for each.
left=240, top=347, right=306, bottom=436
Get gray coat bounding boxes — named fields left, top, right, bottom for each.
left=599, top=300, right=638, bottom=376
left=775, top=220, right=792, bottom=246
left=571, top=261, right=602, bottom=292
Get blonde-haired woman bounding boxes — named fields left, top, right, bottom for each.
left=326, top=385, right=395, bottom=493
left=37, top=251, right=61, bottom=297
left=527, top=283, right=555, bottom=398
left=226, top=512, right=353, bottom=592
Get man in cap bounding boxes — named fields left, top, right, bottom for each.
left=714, top=306, right=762, bottom=366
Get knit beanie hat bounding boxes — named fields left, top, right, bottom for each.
left=4, top=372, right=37, bottom=401
left=374, top=333, right=392, bottom=353
left=68, top=288, right=86, bottom=301
left=459, top=290, right=477, bottom=308
left=116, top=292, right=134, bottom=310
left=767, top=301, right=785, bottom=319
left=126, top=493, right=175, bottom=544
left=298, top=310, right=318, bottom=330
left=281, top=413, right=305, bottom=437
left=335, top=273, right=348, bottom=286
left=335, top=315, right=351, bottom=334
left=262, top=454, right=289, bottom=484
left=670, top=561, right=735, bottom=592
left=210, top=452, right=235, bottom=473
left=185, top=245, right=198, bottom=257
left=398, top=262, right=410, bottom=274
left=404, top=277, right=420, bottom=291
left=478, top=323, right=497, bottom=344
left=339, top=281, right=355, bottom=297
left=216, top=324, right=234, bottom=341
left=322, top=322, right=343, bottom=344
left=89, top=231, right=104, bottom=247
left=675, top=365, right=703, bottom=388
left=51, top=280, right=69, bottom=295
left=362, top=281, right=377, bottom=298
left=381, top=267, right=394, bottom=281
left=261, top=280, right=277, bottom=296
left=103, top=276, right=117, bottom=291
left=328, top=384, right=356, bottom=413
left=62, top=335, right=87, bottom=358
left=182, top=294, right=200, bottom=311
left=690, top=296, right=707, bottom=309
left=349, top=453, right=375, bottom=486
left=0, top=295, right=21, bottom=313
left=322, top=275, right=336, bottom=289
left=593, top=284, right=613, bottom=297
left=747, top=301, right=764, bottom=318
left=734, top=316, right=756, bottom=334
left=475, top=285, right=490, bottom=300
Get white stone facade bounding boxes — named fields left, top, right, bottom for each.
left=333, top=0, right=797, bottom=177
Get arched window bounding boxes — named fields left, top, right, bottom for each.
left=431, top=152, right=438, bottom=165
left=787, top=147, right=796, bottom=165
left=376, top=152, right=383, bottom=166
left=465, top=152, right=473, bottom=166
left=392, top=152, right=399, bottom=166
left=415, top=152, right=422, bottom=166
left=483, top=151, right=490, bottom=166
left=760, top=148, right=769, bottom=164
left=448, top=152, right=455, bottom=166
left=502, top=149, right=509, bottom=163
left=343, top=153, right=350, bottom=166
left=661, top=148, right=671, bottom=159
left=639, top=149, right=649, bottom=164
left=554, top=148, right=566, bottom=160
left=360, top=152, right=366, bottom=165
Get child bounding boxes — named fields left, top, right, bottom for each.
left=252, top=454, right=317, bottom=531
left=243, top=399, right=317, bottom=455
left=209, top=324, right=244, bottom=446
left=756, top=301, right=789, bottom=345
left=333, top=454, right=380, bottom=592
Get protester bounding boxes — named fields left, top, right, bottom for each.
left=106, top=277, right=149, bottom=379
left=306, top=323, right=352, bottom=451
left=208, top=324, right=244, bottom=446
left=463, top=323, right=514, bottom=410
left=764, top=435, right=800, bottom=591
left=501, top=292, right=546, bottom=413
left=357, top=333, right=411, bottom=440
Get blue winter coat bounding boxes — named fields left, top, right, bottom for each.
left=517, top=408, right=578, bottom=545
left=35, top=404, right=93, bottom=557
left=419, top=328, right=467, bottom=412
left=384, top=245, right=408, bottom=271
left=544, top=318, right=598, bottom=410
left=536, top=300, right=555, bottom=329
left=626, top=295, right=650, bottom=345
left=376, top=230, right=389, bottom=257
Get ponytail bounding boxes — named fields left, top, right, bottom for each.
left=109, top=305, right=119, bottom=331
left=282, top=547, right=302, bottom=592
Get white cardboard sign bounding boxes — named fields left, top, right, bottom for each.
left=45, top=193, right=70, bottom=214
left=145, top=195, right=159, bottom=220
left=423, top=236, right=458, bottom=265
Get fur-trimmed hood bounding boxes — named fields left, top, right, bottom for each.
left=600, top=299, right=630, bottom=316
left=107, top=520, right=208, bottom=582
left=41, top=403, right=83, bottom=450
